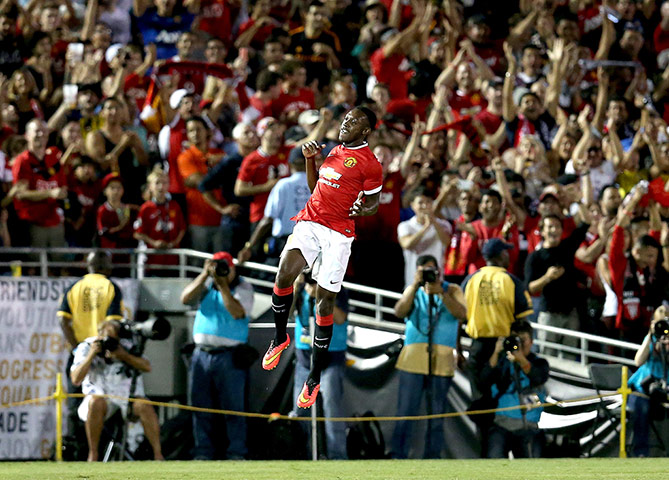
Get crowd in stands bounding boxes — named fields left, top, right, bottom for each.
left=2, top=0, right=669, bottom=352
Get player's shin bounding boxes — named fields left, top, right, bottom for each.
left=310, top=314, right=334, bottom=383
left=271, top=284, right=294, bottom=343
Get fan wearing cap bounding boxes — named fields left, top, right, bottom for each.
left=180, top=250, right=255, bottom=460
left=462, top=238, right=534, bottom=402
left=65, top=156, right=102, bottom=247
left=96, top=172, right=138, bottom=250
left=525, top=203, right=591, bottom=358
left=271, top=60, right=316, bottom=125
left=11, top=119, right=67, bottom=248
left=234, top=119, right=291, bottom=227
left=262, top=107, right=382, bottom=409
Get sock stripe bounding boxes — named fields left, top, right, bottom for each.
left=273, top=284, right=294, bottom=296
left=315, top=313, right=334, bottom=326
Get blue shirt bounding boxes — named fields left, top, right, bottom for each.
left=264, top=171, right=311, bottom=237
left=193, top=280, right=254, bottom=346
left=629, top=336, right=669, bottom=392
left=136, top=8, right=195, bottom=60
left=404, top=282, right=459, bottom=349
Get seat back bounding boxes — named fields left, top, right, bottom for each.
left=588, top=364, right=623, bottom=394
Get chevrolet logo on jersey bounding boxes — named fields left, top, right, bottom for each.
left=320, top=167, right=342, bottom=181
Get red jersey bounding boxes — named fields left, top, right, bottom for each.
left=355, top=170, right=404, bottom=242
left=134, top=199, right=185, bottom=265
left=124, top=73, right=152, bottom=112
left=573, top=231, right=605, bottom=297
left=237, top=146, right=291, bottom=223
left=294, top=143, right=383, bottom=238
left=97, top=202, right=137, bottom=249
left=271, top=88, right=316, bottom=124
left=370, top=48, right=411, bottom=100
left=443, top=214, right=476, bottom=277
left=198, top=0, right=233, bottom=45
left=12, top=148, right=65, bottom=227
left=465, top=218, right=519, bottom=274
left=237, top=17, right=279, bottom=50
left=449, top=89, right=487, bottom=117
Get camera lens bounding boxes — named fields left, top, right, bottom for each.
left=654, top=319, right=669, bottom=339
left=504, top=335, right=521, bottom=353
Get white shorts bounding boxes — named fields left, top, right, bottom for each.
left=78, top=394, right=129, bottom=422
left=281, top=221, right=353, bottom=293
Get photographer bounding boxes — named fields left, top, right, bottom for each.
left=481, top=320, right=549, bottom=459
left=628, top=305, right=669, bottom=457
left=180, top=252, right=254, bottom=460
left=70, top=319, right=163, bottom=462
left=391, top=255, right=467, bottom=459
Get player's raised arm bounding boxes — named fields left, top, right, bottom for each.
left=302, top=141, right=325, bottom=193
left=349, top=191, right=380, bottom=217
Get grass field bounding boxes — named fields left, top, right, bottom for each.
left=2, top=459, right=669, bottom=480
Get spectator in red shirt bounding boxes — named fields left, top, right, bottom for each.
left=134, top=166, right=186, bottom=274
left=608, top=189, right=669, bottom=345
left=96, top=172, right=137, bottom=250
left=369, top=19, right=421, bottom=100
left=236, top=0, right=281, bottom=52
left=234, top=120, right=291, bottom=228
left=240, top=69, right=283, bottom=125
left=12, top=119, right=66, bottom=248
left=443, top=187, right=481, bottom=283
left=65, top=156, right=102, bottom=247
left=463, top=189, right=519, bottom=274
left=177, top=116, right=227, bottom=253
left=466, top=14, right=504, bottom=75
left=272, top=60, right=316, bottom=125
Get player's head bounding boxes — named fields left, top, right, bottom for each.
left=87, top=250, right=113, bottom=275
left=338, top=107, right=376, bottom=143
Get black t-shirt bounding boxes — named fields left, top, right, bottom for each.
left=505, top=111, right=557, bottom=152
left=287, top=28, right=342, bottom=88
left=524, top=223, right=589, bottom=314
left=198, top=152, right=250, bottom=222
left=0, top=34, right=25, bottom=76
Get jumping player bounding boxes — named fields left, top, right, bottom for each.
left=262, top=107, right=382, bottom=408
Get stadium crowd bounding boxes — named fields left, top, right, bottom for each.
left=3, top=0, right=669, bottom=346
left=0, top=0, right=666, bottom=461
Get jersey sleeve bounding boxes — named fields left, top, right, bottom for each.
left=362, top=155, right=383, bottom=195
left=106, top=281, right=124, bottom=321
left=134, top=204, right=149, bottom=235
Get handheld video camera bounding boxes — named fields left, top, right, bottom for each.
left=421, top=267, right=439, bottom=284
left=97, top=336, right=120, bottom=357
left=504, top=335, right=521, bottom=353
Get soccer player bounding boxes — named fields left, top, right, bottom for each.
left=262, top=107, right=382, bottom=408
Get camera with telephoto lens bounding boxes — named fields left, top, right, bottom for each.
left=642, top=376, right=669, bottom=406
left=504, top=335, right=521, bottom=353
left=654, top=319, right=669, bottom=340
left=214, top=259, right=230, bottom=278
left=421, top=267, right=438, bottom=284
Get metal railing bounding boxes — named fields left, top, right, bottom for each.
left=0, top=247, right=641, bottom=372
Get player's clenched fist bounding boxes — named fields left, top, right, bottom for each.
left=302, top=141, right=325, bottom=159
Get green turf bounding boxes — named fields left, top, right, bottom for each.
left=2, top=459, right=669, bottom=480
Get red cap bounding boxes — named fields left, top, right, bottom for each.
left=102, top=172, right=122, bottom=189
left=199, top=98, right=213, bottom=110
left=212, top=251, right=233, bottom=266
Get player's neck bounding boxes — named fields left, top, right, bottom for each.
left=342, top=138, right=366, bottom=148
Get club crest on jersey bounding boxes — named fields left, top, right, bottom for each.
left=343, top=157, right=357, bottom=168
left=320, top=167, right=342, bottom=181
